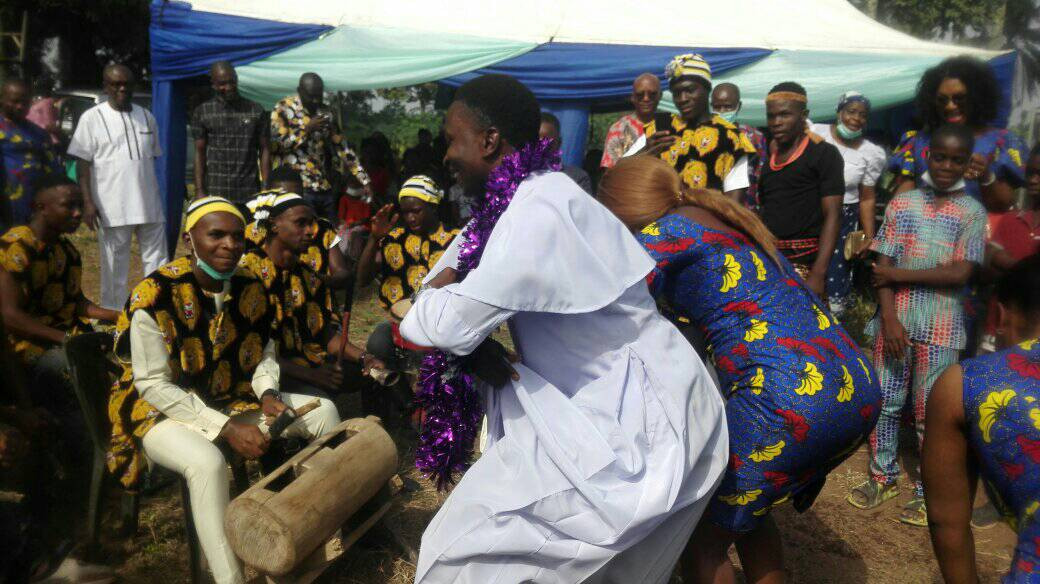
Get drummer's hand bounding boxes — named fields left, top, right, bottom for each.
left=261, top=394, right=291, bottom=419
left=220, top=418, right=270, bottom=460
left=468, top=339, right=520, bottom=389
left=427, top=267, right=457, bottom=289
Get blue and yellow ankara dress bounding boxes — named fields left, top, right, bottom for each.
left=963, top=339, right=1040, bottom=582
left=636, top=213, right=882, bottom=532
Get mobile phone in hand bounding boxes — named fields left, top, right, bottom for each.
left=653, top=112, right=674, bottom=135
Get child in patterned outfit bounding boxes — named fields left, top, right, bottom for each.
left=848, top=124, right=987, bottom=526
left=923, top=254, right=1040, bottom=583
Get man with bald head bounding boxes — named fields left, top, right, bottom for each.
left=270, top=72, right=370, bottom=222
left=68, top=64, right=168, bottom=310
left=0, top=78, right=61, bottom=228
left=600, top=72, right=660, bottom=168
left=711, top=82, right=767, bottom=208
left=192, top=61, right=270, bottom=203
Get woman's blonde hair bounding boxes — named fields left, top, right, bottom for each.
left=598, top=155, right=778, bottom=263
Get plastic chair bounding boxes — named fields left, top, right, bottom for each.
left=63, top=332, right=139, bottom=549
left=65, top=332, right=249, bottom=584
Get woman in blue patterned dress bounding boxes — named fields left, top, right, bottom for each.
left=924, top=254, right=1040, bottom=583
left=890, top=56, right=1027, bottom=209
left=599, top=155, right=882, bottom=583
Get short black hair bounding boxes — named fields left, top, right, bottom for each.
left=453, top=74, right=541, bottom=149
left=997, top=253, right=1040, bottom=317
left=268, top=165, right=303, bottom=187
left=768, top=81, right=807, bottom=110
left=539, top=112, right=561, bottom=133
left=931, top=123, right=975, bottom=154
left=916, top=56, right=1001, bottom=131
left=1030, top=141, right=1040, bottom=160
left=31, top=173, right=77, bottom=203
left=418, top=128, right=432, bottom=138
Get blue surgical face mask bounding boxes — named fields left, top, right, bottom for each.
left=714, top=110, right=738, bottom=124
left=836, top=122, right=863, bottom=141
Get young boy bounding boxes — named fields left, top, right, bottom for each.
left=846, top=124, right=987, bottom=526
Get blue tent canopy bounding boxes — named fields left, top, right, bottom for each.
left=149, top=0, right=1015, bottom=253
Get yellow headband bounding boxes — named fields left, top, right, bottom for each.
left=666, top=53, right=712, bottom=83
left=184, top=196, right=245, bottom=232
left=398, top=175, right=444, bottom=205
left=766, top=91, right=808, bottom=104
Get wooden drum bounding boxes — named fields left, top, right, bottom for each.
left=224, top=417, right=399, bottom=576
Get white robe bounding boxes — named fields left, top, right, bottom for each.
left=401, top=171, right=728, bottom=583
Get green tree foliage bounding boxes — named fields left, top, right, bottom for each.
left=337, top=85, right=443, bottom=153
left=850, top=0, right=1039, bottom=94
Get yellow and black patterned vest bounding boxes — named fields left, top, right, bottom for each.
left=245, top=216, right=337, bottom=276
left=378, top=223, right=458, bottom=309
left=106, top=256, right=274, bottom=489
left=240, top=246, right=332, bottom=368
left=0, top=225, right=86, bottom=365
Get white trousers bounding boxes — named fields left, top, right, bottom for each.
left=98, top=222, right=168, bottom=309
left=141, top=393, right=340, bottom=584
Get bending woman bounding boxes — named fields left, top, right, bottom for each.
left=599, top=155, right=882, bottom=583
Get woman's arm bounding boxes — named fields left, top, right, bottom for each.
left=923, top=364, right=979, bottom=584
left=858, top=185, right=877, bottom=240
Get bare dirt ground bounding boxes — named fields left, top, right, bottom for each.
left=70, top=228, right=1020, bottom=583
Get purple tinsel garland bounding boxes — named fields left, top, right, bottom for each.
left=414, top=138, right=561, bottom=489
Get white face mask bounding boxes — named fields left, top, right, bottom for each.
left=922, top=171, right=967, bottom=194
left=345, top=186, right=364, bottom=199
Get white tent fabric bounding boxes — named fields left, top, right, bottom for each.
left=187, top=0, right=1000, bottom=56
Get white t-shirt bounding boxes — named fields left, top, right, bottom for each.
left=67, top=102, right=165, bottom=227
left=812, top=123, right=886, bottom=205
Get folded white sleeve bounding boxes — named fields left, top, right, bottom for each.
left=400, top=283, right=515, bottom=356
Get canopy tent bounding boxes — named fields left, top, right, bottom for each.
left=150, top=0, right=1012, bottom=250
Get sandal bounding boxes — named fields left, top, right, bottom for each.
left=846, top=479, right=899, bottom=510
left=899, top=497, right=929, bottom=527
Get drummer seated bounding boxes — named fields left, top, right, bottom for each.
left=106, top=198, right=340, bottom=584
left=355, top=175, right=459, bottom=376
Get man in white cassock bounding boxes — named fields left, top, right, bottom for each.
left=400, top=74, right=729, bottom=583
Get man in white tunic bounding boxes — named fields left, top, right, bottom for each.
left=400, top=74, right=728, bottom=583
left=68, top=64, right=168, bottom=309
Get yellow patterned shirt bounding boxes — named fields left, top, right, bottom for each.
left=106, top=256, right=275, bottom=490
left=646, top=113, right=757, bottom=191
left=378, top=223, right=459, bottom=310
left=239, top=246, right=333, bottom=368
left=0, top=225, right=85, bottom=365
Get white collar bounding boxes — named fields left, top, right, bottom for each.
left=921, top=171, right=966, bottom=194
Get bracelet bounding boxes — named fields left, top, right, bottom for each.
left=980, top=172, right=997, bottom=186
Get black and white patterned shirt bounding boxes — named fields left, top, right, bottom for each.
left=191, top=96, right=267, bottom=202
